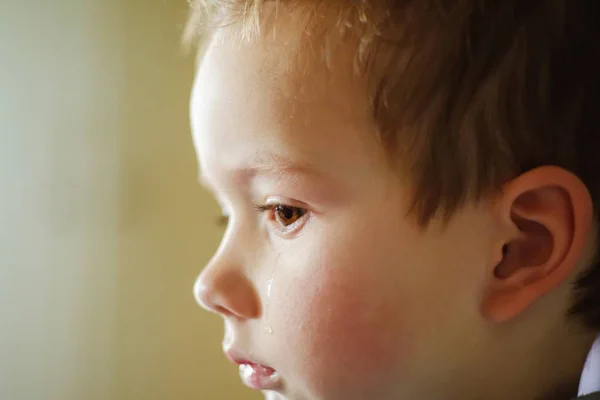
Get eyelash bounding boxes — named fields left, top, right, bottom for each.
left=254, top=203, right=308, bottom=232
left=215, top=204, right=309, bottom=235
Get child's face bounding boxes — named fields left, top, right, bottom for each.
left=191, top=30, right=498, bottom=400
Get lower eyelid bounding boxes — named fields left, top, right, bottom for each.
left=275, top=211, right=311, bottom=236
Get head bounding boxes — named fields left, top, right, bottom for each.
left=187, top=1, right=600, bottom=399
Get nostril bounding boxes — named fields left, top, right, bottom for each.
left=197, top=285, right=251, bottom=319
left=214, top=304, right=233, bottom=317
left=194, top=267, right=261, bottom=320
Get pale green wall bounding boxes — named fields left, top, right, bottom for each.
left=0, top=1, right=257, bottom=399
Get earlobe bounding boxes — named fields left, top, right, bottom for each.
left=482, top=166, right=594, bottom=323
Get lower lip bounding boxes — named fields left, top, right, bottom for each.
left=238, top=363, right=281, bottom=390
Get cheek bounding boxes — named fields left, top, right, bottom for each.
left=271, top=254, right=411, bottom=396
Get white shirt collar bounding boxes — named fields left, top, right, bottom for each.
left=579, top=335, right=600, bottom=396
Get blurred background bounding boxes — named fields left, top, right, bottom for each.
left=0, top=1, right=258, bottom=399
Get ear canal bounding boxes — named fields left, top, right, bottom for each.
left=482, top=166, right=593, bottom=323
left=494, top=213, right=553, bottom=280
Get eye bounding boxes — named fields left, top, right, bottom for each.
left=254, top=203, right=309, bottom=235
left=273, top=205, right=306, bottom=227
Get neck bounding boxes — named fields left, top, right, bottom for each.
left=537, top=382, right=581, bottom=400
left=460, top=320, right=596, bottom=400
left=497, top=332, right=595, bottom=400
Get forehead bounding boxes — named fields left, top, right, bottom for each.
left=191, top=24, right=385, bottom=180
left=195, top=23, right=367, bottom=114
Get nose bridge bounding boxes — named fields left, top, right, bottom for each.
left=194, top=235, right=261, bottom=320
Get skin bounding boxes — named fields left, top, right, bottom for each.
left=190, top=16, right=597, bottom=400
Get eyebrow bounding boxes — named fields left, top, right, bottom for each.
left=198, top=155, right=326, bottom=190
left=198, top=153, right=351, bottom=206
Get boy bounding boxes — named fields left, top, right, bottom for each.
left=185, top=1, right=600, bottom=399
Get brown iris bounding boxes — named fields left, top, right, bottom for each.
left=273, top=205, right=306, bottom=227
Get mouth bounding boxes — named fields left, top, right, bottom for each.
left=226, top=352, right=282, bottom=391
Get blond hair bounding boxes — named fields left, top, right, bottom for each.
left=186, top=0, right=600, bottom=330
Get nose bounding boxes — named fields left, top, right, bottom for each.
left=194, top=256, right=261, bottom=320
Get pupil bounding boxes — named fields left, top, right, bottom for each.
left=281, top=206, right=295, bottom=220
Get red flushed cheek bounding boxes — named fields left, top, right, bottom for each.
left=274, top=267, right=409, bottom=397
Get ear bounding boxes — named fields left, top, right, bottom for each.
left=481, top=166, right=594, bottom=323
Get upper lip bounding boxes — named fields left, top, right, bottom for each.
left=225, top=348, right=274, bottom=370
